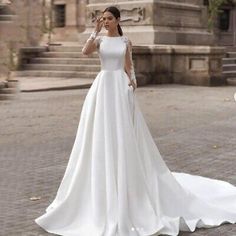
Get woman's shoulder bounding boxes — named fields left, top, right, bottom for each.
left=94, top=35, right=104, bottom=46
left=122, top=35, right=132, bottom=48
left=122, top=35, right=129, bottom=41
left=95, top=35, right=103, bottom=42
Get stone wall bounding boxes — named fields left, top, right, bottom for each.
left=50, top=0, right=87, bottom=42
left=78, top=0, right=214, bottom=46
left=46, top=0, right=236, bottom=47
left=0, top=0, right=43, bottom=81
left=77, top=0, right=227, bottom=86
left=133, top=45, right=226, bottom=86
left=215, top=3, right=236, bottom=47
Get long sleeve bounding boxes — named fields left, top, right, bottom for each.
left=81, top=35, right=102, bottom=55
left=94, top=36, right=102, bottom=50
left=124, top=37, right=137, bottom=88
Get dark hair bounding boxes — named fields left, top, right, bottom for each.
left=103, top=6, right=123, bottom=36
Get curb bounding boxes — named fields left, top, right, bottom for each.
left=20, top=83, right=92, bottom=92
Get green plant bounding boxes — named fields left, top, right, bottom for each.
left=207, top=0, right=228, bottom=30
left=41, top=0, right=55, bottom=45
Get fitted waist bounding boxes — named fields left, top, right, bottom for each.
left=100, top=68, right=125, bottom=72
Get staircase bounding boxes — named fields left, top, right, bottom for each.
left=222, top=47, right=236, bottom=85
left=0, top=2, right=19, bottom=100
left=0, top=79, right=19, bottom=100
left=0, top=2, right=15, bottom=22
left=13, top=45, right=101, bottom=91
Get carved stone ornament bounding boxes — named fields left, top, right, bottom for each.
left=90, top=7, right=145, bottom=23
left=120, top=7, right=145, bottom=22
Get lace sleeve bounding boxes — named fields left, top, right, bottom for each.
left=94, top=36, right=102, bottom=51
left=81, top=35, right=102, bottom=55
left=124, top=36, right=137, bottom=87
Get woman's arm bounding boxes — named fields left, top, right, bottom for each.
left=81, top=16, right=103, bottom=55
left=124, top=39, right=137, bottom=91
left=81, top=33, right=100, bottom=55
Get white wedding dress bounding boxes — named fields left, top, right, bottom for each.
left=35, top=35, right=236, bottom=236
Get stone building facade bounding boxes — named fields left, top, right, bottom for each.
left=1, top=0, right=236, bottom=86
left=215, top=1, right=236, bottom=47
left=48, top=0, right=236, bottom=47
left=43, top=0, right=236, bottom=86
left=0, top=0, right=43, bottom=80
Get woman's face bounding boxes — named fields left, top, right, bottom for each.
left=102, top=11, right=120, bottom=31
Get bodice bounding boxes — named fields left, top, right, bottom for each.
left=97, top=36, right=127, bottom=71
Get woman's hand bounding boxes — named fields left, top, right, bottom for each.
left=94, top=16, right=104, bottom=33
left=128, top=80, right=137, bottom=91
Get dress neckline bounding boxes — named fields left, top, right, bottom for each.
left=103, top=35, right=123, bottom=38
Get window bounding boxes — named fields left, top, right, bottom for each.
left=218, top=9, right=230, bottom=31
left=54, top=4, right=65, bottom=28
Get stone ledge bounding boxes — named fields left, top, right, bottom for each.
left=0, top=80, right=7, bottom=89
left=20, top=46, right=48, bottom=53
left=18, top=46, right=48, bottom=69
left=134, top=45, right=226, bottom=55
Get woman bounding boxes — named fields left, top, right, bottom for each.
left=35, top=6, right=236, bottom=236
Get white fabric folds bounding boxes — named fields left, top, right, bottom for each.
left=35, top=35, right=236, bottom=236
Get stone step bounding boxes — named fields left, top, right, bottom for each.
left=6, top=79, right=19, bottom=88
left=13, top=45, right=100, bottom=90
left=30, top=57, right=100, bottom=65
left=0, top=15, right=13, bottom=21
left=13, top=70, right=98, bottom=78
left=0, top=80, right=19, bottom=100
left=226, top=52, right=236, bottom=58
left=222, top=70, right=236, bottom=78
left=48, top=45, right=84, bottom=52
left=0, top=80, right=8, bottom=89
left=17, top=77, right=94, bottom=92
left=227, top=78, right=236, bottom=85
left=23, top=64, right=101, bottom=72
left=222, top=64, right=236, bottom=72
left=225, top=46, right=236, bottom=52
left=222, top=58, right=236, bottom=65
left=0, top=93, right=17, bottom=100
left=40, top=51, right=98, bottom=58
left=0, top=87, right=17, bottom=94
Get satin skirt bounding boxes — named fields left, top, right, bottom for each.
left=35, top=69, right=236, bottom=236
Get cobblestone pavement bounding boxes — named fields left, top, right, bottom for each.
left=0, top=84, right=236, bottom=236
